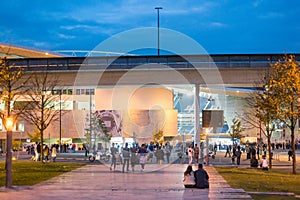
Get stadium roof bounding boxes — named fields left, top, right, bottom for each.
left=0, top=43, right=61, bottom=58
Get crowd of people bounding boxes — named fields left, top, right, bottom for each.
left=109, top=141, right=173, bottom=173
left=25, top=142, right=58, bottom=162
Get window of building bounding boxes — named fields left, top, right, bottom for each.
left=90, top=89, right=95, bottom=95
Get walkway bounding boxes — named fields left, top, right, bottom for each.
left=0, top=164, right=252, bottom=200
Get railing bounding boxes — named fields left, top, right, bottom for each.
left=6, top=54, right=300, bottom=72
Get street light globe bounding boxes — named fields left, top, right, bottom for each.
left=6, top=117, right=14, bottom=131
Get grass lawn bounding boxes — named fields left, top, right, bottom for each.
left=0, top=161, right=85, bottom=186
left=215, top=167, right=300, bottom=200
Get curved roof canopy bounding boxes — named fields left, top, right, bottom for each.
left=0, top=43, right=60, bottom=58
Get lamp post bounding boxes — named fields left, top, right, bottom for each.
left=59, top=90, right=62, bottom=153
left=5, top=117, right=14, bottom=188
left=155, top=7, right=162, bottom=56
left=89, top=90, right=92, bottom=152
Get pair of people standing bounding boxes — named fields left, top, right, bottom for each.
left=187, top=144, right=200, bottom=165
left=110, top=142, right=130, bottom=173
left=183, top=164, right=209, bottom=189
left=110, top=142, right=148, bottom=172
left=231, top=145, right=242, bottom=165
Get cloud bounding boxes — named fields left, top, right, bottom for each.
left=209, top=22, right=227, bottom=28
left=57, top=33, right=76, bottom=39
left=60, top=24, right=102, bottom=33
left=252, top=0, right=263, bottom=7
left=259, top=12, right=284, bottom=19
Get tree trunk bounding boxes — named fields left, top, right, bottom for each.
left=291, top=127, right=297, bottom=174
left=267, top=133, right=272, bottom=169
left=40, top=128, right=44, bottom=162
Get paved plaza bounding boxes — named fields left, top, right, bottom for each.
left=0, top=163, right=252, bottom=200
left=0, top=150, right=299, bottom=200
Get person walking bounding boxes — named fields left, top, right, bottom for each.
left=251, top=146, right=256, bottom=159
left=194, top=144, right=199, bottom=164
left=236, top=145, right=242, bottom=165
left=165, top=146, right=171, bottom=163
left=51, top=145, right=57, bottom=162
left=110, top=143, right=117, bottom=171
left=246, top=145, right=251, bottom=159
left=155, top=146, right=164, bottom=164
left=139, top=144, right=148, bottom=172
left=122, top=143, right=130, bottom=173
left=130, top=144, right=138, bottom=172
left=83, top=143, right=89, bottom=157
left=43, top=145, right=50, bottom=162
left=34, top=142, right=41, bottom=161
left=187, top=145, right=194, bottom=165
left=194, top=163, right=209, bottom=189
left=224, top=145, right=231, bottom=157
left=288, top=149, right=293, bottom=161
left=256, top=145, right=260, bottom=160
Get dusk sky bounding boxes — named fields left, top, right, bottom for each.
left=0, top=0, right=299, bottom=55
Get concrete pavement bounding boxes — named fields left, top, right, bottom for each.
left=0, top=163, right=252, bottom=200
left=0, top=149, right=299, bottom=199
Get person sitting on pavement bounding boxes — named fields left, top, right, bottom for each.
left=250, top=157, right=258, bottom=168
left=194, top=163, right=209, bottom=189
left=260, top=155, right=268, bottom=170
left=183, top=165, right=195, bottom=188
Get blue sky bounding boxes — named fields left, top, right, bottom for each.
left=0, top=0, right=299, bottom=55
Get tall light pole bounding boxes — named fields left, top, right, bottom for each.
left=155, top=7, right=162, bottom=56
left=59, top=90, right=62, bottom=153
left=5, top=117, right=13, bottom=188
left=89, top=90, right=93, bottom=152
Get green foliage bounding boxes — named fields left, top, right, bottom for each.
left=85, top=112, right=111, bottom=143
left=12, top=140, right=22, bottom=151
left=270, top=55, right=300, bottom=128
left=252, top=56, right=300, bottom=171
left=0, top=57, right=24, bottom=124
left=215, top=167, right=300, bottom=197
left=266, top=55, right=300, bottom=174
left=229, top=117, right=244, bottom=142
left=26, top=127, right=41, bottom=142
left=255, top=72, right=281, bottom=135
left=152, top=129, right=164, bottom=144
left=0, top=161, right=85, bottom=186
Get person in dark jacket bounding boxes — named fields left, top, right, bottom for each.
left=194, top=163, right=209, bottom=189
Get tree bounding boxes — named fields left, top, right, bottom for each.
left=270, top=55, right=300, bottom=174
left=85, top=111, right=111, bottom=152
left=0, top=57, right=26, bottom=187
left=19, top=72, right=62, bottom=162
left=26, top=127, right=42, bottom=142
left=253, top=71, right=281, bottom=169
left=152, top=129, right=164, bottom=145
left=229, top=117, right=245, bottom=145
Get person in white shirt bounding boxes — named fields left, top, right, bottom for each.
left=187, top=145, right=194, bottom=165
left=183, top=165, right=195, bottom=188
left=260, top=155, right=268, bottom=170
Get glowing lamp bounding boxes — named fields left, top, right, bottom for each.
left=6, top=117, right=14, bottom=131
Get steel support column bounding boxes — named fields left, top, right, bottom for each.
left=194, top=84, right=200, bottom=148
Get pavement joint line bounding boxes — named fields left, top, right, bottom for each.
left=247, top=191, right=295, bottom=196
